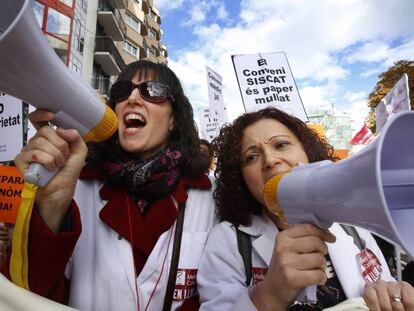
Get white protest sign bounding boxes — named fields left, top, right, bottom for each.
left=206, top=66, right=228, bottom=127
left=375, top=73, right=411, bottom=132
left=197, top=106, right=218, bottom=142
left=0, top=93, right=24, bottom=162
left=232, top=52, right=308, bottom=121
left=375, top=101, right=387, bottom=133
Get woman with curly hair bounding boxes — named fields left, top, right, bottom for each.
left=198, top=107, right=413, bottom=310
left=10, top=60, right=216, bottom=310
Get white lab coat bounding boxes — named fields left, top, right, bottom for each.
left=198, top=214, right=394, bottom=311
left=66, top=178, right=217, bottom=311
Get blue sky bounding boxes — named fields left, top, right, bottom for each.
left=155, top=0, right=414, bottom=134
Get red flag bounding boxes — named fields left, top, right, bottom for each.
left=349, top=124, right=375, bottom=145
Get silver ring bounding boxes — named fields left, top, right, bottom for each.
left=391, top=293, right=403, bottom=303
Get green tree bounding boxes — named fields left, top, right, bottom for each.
left=367, top=60, right=414, bottom=132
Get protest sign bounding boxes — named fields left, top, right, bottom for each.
left=232, top=52, right=308, bottom=121
left=206, top=66, right=228, bottom=128
left=0, top=93, right=24, bottom=162
left=0, top=165, right=24, bottom=223
left=375, top=73, right=411, bottom=132
left=198, top=106, right=218, bottom=142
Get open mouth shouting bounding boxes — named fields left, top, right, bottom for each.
left=124, top=113, right=147, bottom=133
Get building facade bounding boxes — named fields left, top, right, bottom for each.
left=31, top=0, right=167, bottom=99
left=308, top=108, right=353, bottom=150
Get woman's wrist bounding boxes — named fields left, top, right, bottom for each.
left=36, top=200, right=72, bottom=234
left=251, top=281, right=290, bottom=311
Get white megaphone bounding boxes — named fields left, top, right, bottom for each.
left=263, top=111, right=414, bottom=302
left=0, top=0, right=118, bottom=187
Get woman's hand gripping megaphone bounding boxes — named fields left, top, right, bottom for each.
left=262, top=161, right=336, bottom=304
left=14, top=110, right=87, bottom=232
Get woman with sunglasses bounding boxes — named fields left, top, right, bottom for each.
left=10, top=60, right=216, bottom=311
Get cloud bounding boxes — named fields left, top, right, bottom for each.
left=344, top=91, right=367, bottom=103
left=165, top=0, right=231, bottom=27
left=155, top=0, right=185, bottom=12
left=345, top=41, right=390, bottom=64
left=216, top=2, right=229, bottom=21
left=167, top=0, right=414, bottom=124
left=343, top=91, right=371, bottom=135
left=184, top=6, right=207, bottom=26
left=384, top=39, right=414, bottom=66
left=360, top=68, right=382, bottom=78
left=300, top=84, right=336, bottom=113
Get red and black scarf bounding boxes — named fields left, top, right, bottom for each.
left=100, top=146, right=183, bottom=211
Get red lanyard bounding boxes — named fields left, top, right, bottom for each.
left=125, top=191, right=175, bottom=311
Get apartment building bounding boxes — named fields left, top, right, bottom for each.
left=119, top=0, right=167, bottom=64
left=31, top=0, right=168, bottom=99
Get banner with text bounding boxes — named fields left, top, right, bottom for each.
left=232, top=52, right=308, bottom=121
left=0, top=165, right=24, bottom=223
left=206, top=66, right=228, bottom=129
left=0, top=93, right=24, bottom=162
left=375, top=73, right=411, bottom=133
left=198, top=107, right=218, bottom=142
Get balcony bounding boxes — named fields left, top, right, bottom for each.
left=111, top=0, right=126, bottom=9
left=145, top=13, right=159, bottom=31
left=94, top=36, right=126, bottom=76
left=141, top=0, right=150, bottom=14
left=92, top=77, right=112, bottom=99
left=97, top=0, right=126, bottom=41
left=159, top=42, right=168, bottom=57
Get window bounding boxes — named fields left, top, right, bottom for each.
left=148, top=28, right=157, bottom=39
left=30, top=0, right=73, bottom=66
left=146, top=46, right=156, bottom=57
left=124, top=40, right=138, bottom=57
left=31, top=0, right=45, bottom=27
left=59, top=0, right=73, bottom=7
left=70, top=54, right=82, bottom=74
left=92, top=65, right=111, bottom=97
left=149, top=10, right=157, bottom=21
left=72, top=18, right=85, bottom=54
left=78, top=0, right=88, bottom=14
left=125, top=13, right=141, bottom=33
left=46, top=7, right=71, bottom=41
left=46, top=34, right=69, bottom=64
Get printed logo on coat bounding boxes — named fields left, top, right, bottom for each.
left=325, top=258, right=336, bottom=279
left=252, top=268, right=268, bottom=285
left=356, top=248, right=382, bottom=283
left=173, top=269, right=197, bottom=301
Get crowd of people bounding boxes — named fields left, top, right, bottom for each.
left=1, top=59, right=413, bottom=310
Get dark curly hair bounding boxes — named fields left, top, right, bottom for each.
left=87, top=60, right=210, bottom=177
left=213, top=107, right=337, bottom=227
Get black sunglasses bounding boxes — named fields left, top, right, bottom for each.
left=110, top=80, right=174, bottom=104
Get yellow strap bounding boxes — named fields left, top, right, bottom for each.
left=10, top=181, right=37, bottom=289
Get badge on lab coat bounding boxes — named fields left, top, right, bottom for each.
left=356, top=248, right=382, bottom=283
left=174, top=269, right=198, bottom=301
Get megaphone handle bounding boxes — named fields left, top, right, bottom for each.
left=24, top=163, right=58, bottom=188
left=295, top=285, right=317, bottom=304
